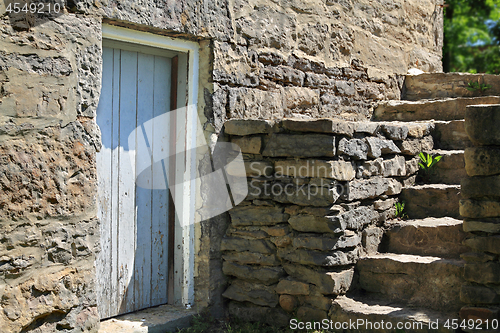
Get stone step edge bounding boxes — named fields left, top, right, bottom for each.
left=332, top=294, right=459, bottom=330
left=402, top=184, right=461, bottom=190
left=378, top=95, right=500, bottom=106
left=385, top=216, right=463, bottom=229
left=360, top=253, right=465, bottom=266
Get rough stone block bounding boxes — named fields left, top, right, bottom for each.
left=243, top=161, right=273, bottom=177
left=465, top=104, right=500, bottom=146
left=460, top=307, right=500, bottom=322
left=337, top=138, right=369, bottom=160
left=222, top=261, right=284, bottom=285
left=281, top=119, right=354, bottom=136
left=359, top=156, right=406, bottom=178
left=275, top=280, right=310, bottom=295
left=464, top=263, right=500, bottom=284
left=460, top=200, right=500, bottom=219
left=263, top=134, right=335, bottom=157
left=362, top=227, right=383, bottom=255
left=288, top=215, right=339, bottom=234
left=274, top=159, right=355, bottom=181
left=461, top=284, right=500, bottom=305
left=224, top=119, right=273, bottom=136
left=221, top=238, right=275, bottom=254
left=463, top=218, right=500, bottom=233
left=222, top=252, right=280, bottom=266
left=462, top=175, right=500, bottom=199
left=228, top=301, right=290, bottom=327
left=346, top=177, right=402, bottom=201
left=396, top=136, right=433, bottom=155
left=283, top=264, right=354, bottom=295
left=299, top=295, right=332, bottom=311
left=297, top=306, right=328, bottom=321
left=284, top=87, right=319, bottom=110
left=231, top=136, right=262, bottom=154
left=277, top=247, right=358, bottom=267
left=279, top=295, right=298, bottom=312
left=330, top=206, right=378, bottom=231
left=354, top=122, right=380, bottom=135
left=292, top=233, right=360, bottom=251
left=223, top=280, right=278, bottom=307
left=464, top=236, right=500, bottom=255
left=381, top=124, right=409, bottom=140
left=264, top=66, right=305, bottom=86
left=465, top=147, right=500, bottom=177
left=373, top=198, right=397, bottom=211
left=365, top=137, right=401, bottom=158
left=229, top=206, right=289, bottom=226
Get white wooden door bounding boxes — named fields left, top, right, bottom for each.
left=96, top=45, right=173, bottom=319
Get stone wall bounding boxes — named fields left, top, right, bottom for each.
left=220, top=118, right=432, bottom=324
left=459, top=104, right=500, bottom=325
left=0, top=1, right=442, bottom=331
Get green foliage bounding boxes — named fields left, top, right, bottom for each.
left=466, top=81, right=492, bottom=93
left=418, top=152, right=442, bottom=172
left=394, top=201, right=408, bottom=219
left=443, top=0, right=500, bottom=73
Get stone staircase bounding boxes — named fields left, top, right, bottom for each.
left=330, top=73, right=500, bottom=331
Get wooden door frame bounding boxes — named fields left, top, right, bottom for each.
left=100, top=24, right=199, bottom=308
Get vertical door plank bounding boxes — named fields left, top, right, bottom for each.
left=151, top=55, right=171, bottom=306
left=110, top=48, right=121, bottom=317
left=96, top=47, right=114, bottom=319
left=118, top=50, right=138, bottom=314
left=134, top=53, right=155, bottom=310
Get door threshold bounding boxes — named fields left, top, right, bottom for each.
left=99, top=304, right=197, bottom=333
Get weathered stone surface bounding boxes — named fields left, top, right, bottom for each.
left=381, top=124, right=409, bottom=140
left=223, top=280, right=278, bottom=307
left=330, top=206, right=379, bottom=231
left=427, top=149, right=466, bottom=185
left=362, top=227, right=384, bottom=255
left=277, top=247, right=358, bottom=267
left=373, top=198, right=397, bottom=211
left=346, top=177, right=402, bottom=201
left=403, top=73, right=500, bottom=100
left=460, top=252, right=496, bottom=263
left=264, top=66, right=305, bottom=86
left=222, top=251, right=280, bottom=266
left=401, top=185, right=461, bottom=219
left=337, top=138, right=369, bottom=160
left=296, top=306, right=328, bottom=321
left=433, top=120, right=471, bottom=150
left=263, top=225, right=290, bottom=237
left=462, top=175, right=500, bottom=199
left=243, top=161, right=274, bottom=177
left=358, top=254, right=465, bottom=311
left=396, top=136, right=434, bottom=155
left=405, top=156, right=420, bottom=176
left=283, top=264, right=354, bottom=295
left=223, top=262, right=284, bottom=285
left=229, top=206, right=289, bottom=226
left=461, top=285, right=500, bottom=305
left=279, top=295, right=298, bottom=312
left=465, top=104, right=500, bottom=146
left=464, top=263, right=500, bottom=284
left=464, top=236, right=500, bottom=255
left=231, top=136, right=262, bottom=154
left=281, top=119, right=354, bottom=136
left=365, top=137, right=401, bottom=158
left=227, top=227, right=268, bottom=239
left=224, top=119, right=273, bottom=135
left=288, top=215, right=339, bottom=234
left=354, top=122, right=379, bottom=135
left=228, top=301, right=290, bottom=327
left=384, top=217, right=468, bottom=258
left=359, top=156, right=406, bottom=178
left=460, top=200, right=500, bottom=219
left=275, top=280, right=310, bottom=295
left=463, top=218, right=500, bottom=233
left=284, top=87, right=319, bottom=111
left=275, top=159, right=355, bottom=180
left=221, top=238, right=275, bottom=254
left=292, top=233, right=360, bottom=251
left=263, top=134, right=335, bottom=157
left=299, top=295, right=332, bottom=312
left=460, top=307, right=500, bottom=322
left=375, top=96, right=500, bottom=121
left=465, top=147, right=500, bottom=177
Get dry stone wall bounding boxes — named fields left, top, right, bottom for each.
left=221, top=118, right=432, bottom=324
left=459, top=104, right=500, bottom=325
left=0, top=0, right=442, bottom=331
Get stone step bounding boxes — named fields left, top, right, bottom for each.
left=382, top=217, right=468, bottom=259
left=400, top=184, right=461, bottom=219
left=98, top=305, right=196, bottom=333
left=374, top=96, right=500, bottom=122
left=427, top=150, right=466, bottom=185
left=331, top=295, right=457, bottom=333
left=357, top=254, right=465, bottom=312
left=403, top=72, right=500, bottom=101
left=433, top=120, right=472, bottom=150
